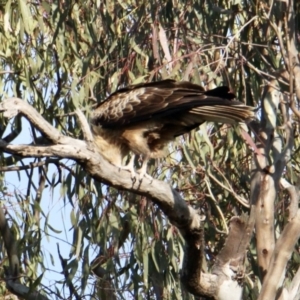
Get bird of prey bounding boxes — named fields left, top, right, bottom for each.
left=90, top=79, right=254, bottom=180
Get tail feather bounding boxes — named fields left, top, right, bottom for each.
left=190, top=104, right=255, bottom=123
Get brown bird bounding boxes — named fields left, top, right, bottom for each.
left=91, top=79, right=254, bottom=180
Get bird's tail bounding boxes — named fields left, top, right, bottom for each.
left=184, top=85, right=255, bottom=124
left=190, top=103, right=255, bottom=124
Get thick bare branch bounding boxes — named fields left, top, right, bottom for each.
left=0, top=142, right=199, bottom=233
left=258, top=209, right=300, bottom=300
left=287, top=266, right=300, bottom=300
left=0, top=141, right=90, bottom=160
left=212, top=216, right=251, bottom=300
left=0, top=96, right=211, bottom=236
left=252, top=82, right=280, bottom=280
left=6, top=280, right=49, bottom=300
left=181, top=216, right=210, bottom=297
left=0, top=98, right=86, bottom=147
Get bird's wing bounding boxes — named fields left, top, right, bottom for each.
left=91, top=80, right=254, bottom=128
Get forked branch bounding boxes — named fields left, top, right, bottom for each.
left=0, top=97, right=252, bottom=299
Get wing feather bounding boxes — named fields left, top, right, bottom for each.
left=91, top=80, right=254, bottom=128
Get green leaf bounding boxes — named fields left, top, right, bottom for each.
left=142, top=248, right=149, bottom=288
left=4, top=0, right=12, bottom=35
left=30, top=272, right=44, bottom=290
left=18, top=0, right=36, bottom=34
left=47, top=223, right=62, bottom=234
left=70, top=209, right=77, bottom=227
left=151, top=242, right=160, bottom=273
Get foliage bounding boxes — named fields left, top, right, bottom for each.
left=0, top=0, right=299, bottom=299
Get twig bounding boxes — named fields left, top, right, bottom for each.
left=57, top=244, right=81, bottom=300
left=241, top=56, right=289, bottom=86
left=266, top=18, right=289, bottom=73
left=214, top=16, right=258, bottom=73
left=75, top=108, right=94, bottom=143
left=204, top=176, right=229, bottom=234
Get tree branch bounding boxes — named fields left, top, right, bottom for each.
left=0, top=97, right=202, bottom=234
left=0, top=98, right=86, bottom=147
left=0, top=96, right=250, bottom=299
left=287, top=265, right=300, bottom=299
left=0, top=158, right=59, bottom=172
left=258, top=210, right=300, bottom=300
left=6, top=279, right=49, bottom=300
left=252, top=82, right=280, bottom=280
left=75, top=107, right=94, bottom=143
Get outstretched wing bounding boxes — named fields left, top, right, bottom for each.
left=91, top=80, right=254, bottom=128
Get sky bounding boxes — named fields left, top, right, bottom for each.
left=3, top=117, right=81, bottom=298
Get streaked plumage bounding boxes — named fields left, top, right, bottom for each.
left=91, top=79, right=254, bottom=179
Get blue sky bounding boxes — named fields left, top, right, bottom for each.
left=3, top=117, right=78, bottom=297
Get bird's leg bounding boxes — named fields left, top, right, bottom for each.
left=136, top=157, right=153, bottom=182
left=121, top=154, right=137, bottom=179
left=119, top=154, right=152, bottom=182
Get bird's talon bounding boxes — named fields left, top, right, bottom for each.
left=136, top=171, right=153, bottom=182
left=131, top=173, right=137, bottom=183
